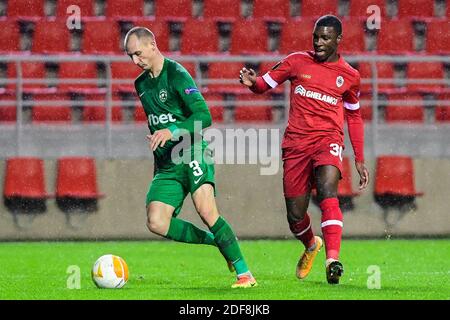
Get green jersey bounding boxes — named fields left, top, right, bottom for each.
left=134, top=58, right=212, bottom=169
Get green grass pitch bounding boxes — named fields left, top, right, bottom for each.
left=0, top=239, right=448, bottom=300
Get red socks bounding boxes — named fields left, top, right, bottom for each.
left=289, top=212, right=315, bottom=249
left=320, top=198, right=343, bottom=260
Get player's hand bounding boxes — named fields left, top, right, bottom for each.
left=146, top=129, right=172, bottom=151
left=239, top=67, right=257, bottom=87
left=355, top=161, right=369, bottom=190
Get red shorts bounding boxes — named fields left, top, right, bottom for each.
left=282, top=136, right=344, bottom=198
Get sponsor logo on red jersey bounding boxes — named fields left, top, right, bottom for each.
left=294, top=85, right=338, bottom=106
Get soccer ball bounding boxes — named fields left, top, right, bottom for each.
left=91, top=254, right=129, bottom=289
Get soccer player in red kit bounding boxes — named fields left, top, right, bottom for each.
left=240, top=15, right=369, bottom=284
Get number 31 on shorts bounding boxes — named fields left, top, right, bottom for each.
left=329, top=143, right=343, bottom=161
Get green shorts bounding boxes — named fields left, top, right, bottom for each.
left=146, top=159, right=216, bottom=217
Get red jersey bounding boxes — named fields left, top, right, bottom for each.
left=262, top=51, right=361, bottom=148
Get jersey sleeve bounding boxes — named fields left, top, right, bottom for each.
left=262, top=56, right=293, bottom=89
left=342, top=72, right=361, bottom=110
left=170, top=68, right=211, bottom=135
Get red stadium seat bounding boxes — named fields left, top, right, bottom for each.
left=32, top=20, right=71, bottom=53
left=338, top=157, right=358, bottom=197
left=134, top=105, right=147, bottom=122
left=230, top=18, right=269, bottom=54
left=406, top=62, right=444, bottom=92
left=234, top=106, right=273, bottom=122
left=131, top=19, right=170, bottom=53
left=56, top=0, right=95, bottom=17
left=14, top=62, right=48, bottom=92
left=203, top=0, right=241, bottom=20
left=0, top=92, right=16, bottom=122
left=349, top=0, right=387, bottom=17
left=58, top=62, right=99, bottom=93
left=206, top=62, right=245, bottom=93
left=376, top=19, right=415, bottom=53
left=0, top=21, right=20, bottom=52
left=435, top=92, right=450, bottom=122
left=105, top=0, right=145, bottom=17
left=385, top=93, right=424, bottom=123
left=31, top=93, right=72, bottom=123
left=81, top=93, right=123, bottom=123
left=178, top=62, right=196, bottom=78
left=435, top=106, right=450, bottom=122
left=353, top=62, right=372, bottom=92
left=301, top=0, right=338, bottom=17
left=6, top=62, right=58, bottom=93
left=7, top=0, right=44, bottom=18
left=180, top=18, right=220, bottom=54
left=154, top=0, right=192, bottom=19
left=252, top=0, right=290, bottom=20
left=56, top=157, right=104, bottom=199
left=397, top=0, right=435, bottom=18
left=3, top=158, right=49, bottom=198
left=426, top=20, right=450, bottom=54
left=234, top=94, right=273, bottom=122
left=376, top=62, right=396, bottom=91
left=82, top=20, right=121, bottom=54
left=358, top=92, right=373, bottom=121
left=354, top=62, right=395, bottom=92
left=279, top=18, right=315, bottom=53
left=360, top=105, right=373, bottom=121
left=203, top=92, right=224, bottom=123
left=111, top=62, right=142, bottom=93
left=375, top=156, right=423, bottom=196
left=340, top=20, right=366, bottom=53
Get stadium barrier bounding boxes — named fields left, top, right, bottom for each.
left=0, top=158, right=449, bottom=239
left=0, top=54, right=449, bottom=159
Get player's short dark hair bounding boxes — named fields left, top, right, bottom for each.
left=124, top=26, right=155, bottom=47
left=314, top=15, right=342, bottom=35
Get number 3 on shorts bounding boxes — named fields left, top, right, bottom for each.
left=189, top=160, right=204, bottom=177
left=329, top=143, right=343, bottom=161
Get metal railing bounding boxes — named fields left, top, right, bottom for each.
left=0, top=54, right=449, bottom=158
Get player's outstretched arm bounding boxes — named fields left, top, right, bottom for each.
left=239, top=67, right=271, bottom=94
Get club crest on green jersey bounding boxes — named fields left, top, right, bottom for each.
left=159, top=89, right=168, bottom=102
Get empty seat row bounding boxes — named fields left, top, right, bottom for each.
left=354, top=61, right=449, bottom=93
left=311, top=155, right=423, bottom=211
left=356, top=92, right=450, bottom=122
left=1, top=91, right=449, bottom=124
left=2, top=155, right=423, bottom=214
left=3, top=0, right=448, bottom=19
left=0, top=90, right=276, bottom=123
left=1, top=18, right=449, bottom=54
left=3, top=157, right=103, bottom=200
left=1, top=60, right=448, bottom=96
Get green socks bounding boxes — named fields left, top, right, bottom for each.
left=210, top=216, right=249, bottom=275
left=165, top=216, right=251, bottom=276
left=165, top=217, right=216, bottom=246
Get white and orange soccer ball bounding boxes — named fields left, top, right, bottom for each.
left=91, top=254, right=129, bottom=289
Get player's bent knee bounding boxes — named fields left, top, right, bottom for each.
left=146, top=213, right=169, bottom=236
left=197, top=206, right=219, bottom=226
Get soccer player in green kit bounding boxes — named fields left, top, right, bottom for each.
left=124, top=27, right=257, bottom=288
